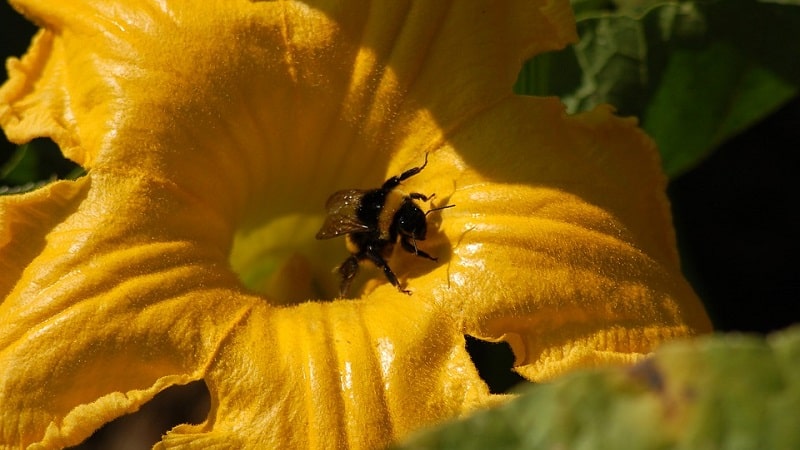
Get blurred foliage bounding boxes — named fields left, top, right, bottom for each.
left=396, top=326, right=800, bottom=450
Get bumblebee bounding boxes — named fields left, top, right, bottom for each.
left=316, top=154, right=453, bottom=296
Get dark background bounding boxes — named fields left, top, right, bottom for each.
left=3, top=2, right=799, bottom=448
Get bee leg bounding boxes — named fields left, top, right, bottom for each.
left=364, top=250, right=411, bottom=295
left=400, top=236, right=437, bottom=261
left=381, top=154, right=429, bottom=191
left=337, top=255, right=360, bottom=297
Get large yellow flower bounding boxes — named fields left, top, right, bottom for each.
left=0, top=0, right=711, bottom=448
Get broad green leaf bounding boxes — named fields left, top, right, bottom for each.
left=395, top=326, right=800, bottom=450
left=515, top=1, right=799, bottom=177
left=643, top=41, right=795, bottom=176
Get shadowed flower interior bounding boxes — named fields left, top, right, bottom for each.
left=0, top=0, right=711, bottom=448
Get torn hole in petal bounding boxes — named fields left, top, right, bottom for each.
left=465, top=335, right=527, bottom=394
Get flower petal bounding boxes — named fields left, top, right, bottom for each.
left=0, top=179, right=88, bottom=298
left=0, top=170, right=253, bottom=445
left=0, top=0, right=710, bottom=448
left=380, top=99, right=711, bottom=381
left=2, top=0, right=578, bottom=211
left=182, top=299, right=490, bottom=449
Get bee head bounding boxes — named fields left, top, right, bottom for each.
left=396, top=200, right=428, bottom=240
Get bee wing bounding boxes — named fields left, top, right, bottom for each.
left=316, top=189, right=371, bottom=239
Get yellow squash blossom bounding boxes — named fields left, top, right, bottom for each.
left=0, top=0, right=711, bottom=448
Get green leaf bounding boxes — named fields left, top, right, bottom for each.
left=394, top=327, right=800, bottom=450
left=643, top=42, right=796, bottom=176
left=512, top=50, right=581, bottom=97
left=516, top=1, right=800, bottom=177
left=1, top=143, right=39, bottom=184
left=643, top=0, right=799, bottom=176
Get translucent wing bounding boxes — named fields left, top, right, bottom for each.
left=315, top=189, right=372, bottom=239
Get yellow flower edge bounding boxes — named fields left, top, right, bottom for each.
left=0, top=0, right=711, bottom=448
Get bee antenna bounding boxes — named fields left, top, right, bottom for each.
left=425, top=204, right=455, bottom=216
